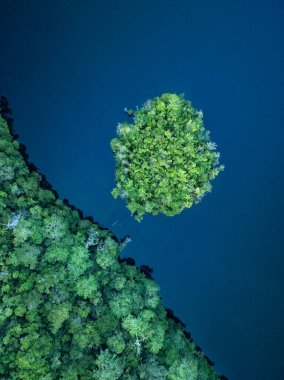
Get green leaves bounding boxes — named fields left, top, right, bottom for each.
left=44, top=244, right=69, bottom=263
left=111, top=93, right=224, bottom=221
left=74, top=274, right=98, bottom=299
left=121, top=309, right=166, bottom=355
left=8, top=243, right=41, bottom=269
left=111, top=188, right=119, bottom=199
left=96, top=237, right=119, bottom=269
left=47, top=302, right=72, bottom=333
left=107, top=332, right=125, bottom=354
left=93, top=349, right=124, bottom=380
left=67, top=246, right=92, bottom=280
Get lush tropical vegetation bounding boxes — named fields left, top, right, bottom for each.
left=0, top=108, right=224, bottom=378
left=111, top=93, right=224, bottom=221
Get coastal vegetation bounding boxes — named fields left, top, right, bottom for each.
left=0, top=100, right=224, bottom=379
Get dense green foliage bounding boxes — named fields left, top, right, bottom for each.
left=111, top=93, right=224, bottom=221
left=0, top=116, right=221, bottom=379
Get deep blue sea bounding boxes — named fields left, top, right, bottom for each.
left=1, top=1, right=284, bottom=379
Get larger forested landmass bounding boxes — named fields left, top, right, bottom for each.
left=0, top=114, right=224, bottom=379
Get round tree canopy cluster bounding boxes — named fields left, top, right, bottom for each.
left=111, top=93, right=224, bottom=221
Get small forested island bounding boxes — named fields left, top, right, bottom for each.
left=111, top=93, right=224, bottom=222
left=0, top=100, right=226, bottom=379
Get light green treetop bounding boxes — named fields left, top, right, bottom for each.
left=111, top=93, right=224, bottom=221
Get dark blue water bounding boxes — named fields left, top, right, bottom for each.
left=1, top=1, right=284, bottom=379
